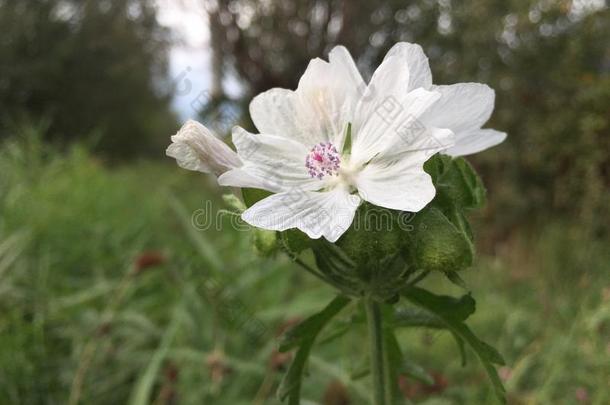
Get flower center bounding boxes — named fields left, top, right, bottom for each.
left=305, top=142, right=341, bottom=179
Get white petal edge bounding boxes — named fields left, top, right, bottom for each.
left=356, top=152, right=436, bottom=212
left=328, top=45, right=366, bottom=100
left=444, top=129, right=507, bottom=157
left=242, top=187, right=361, bottom=242
left=383, top=42, right=433, bottom=91
left=166, top=120, right=241, bottom=175
left=420, top=83, right=495, bottom=134
left=249, top=47, right=364, bottom=148
left=217, top=127, right=321, bottom=193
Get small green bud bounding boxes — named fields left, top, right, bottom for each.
left=406, top=207, right=474, bottom=273
left=336, top=203, right=405, bottom=269
left=252, top=228, right=278, bottom=257
left=222, top=193, right=246, bottom=212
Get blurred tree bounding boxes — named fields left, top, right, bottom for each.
left=0, top=0, right=177, bottom=157
left=203, top=0, right=610, bottom=237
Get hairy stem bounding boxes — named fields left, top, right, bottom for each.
left=365, top=297, right=388, bottom=405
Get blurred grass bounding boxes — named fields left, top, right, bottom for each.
left=0, top=133, right=608, bottom=404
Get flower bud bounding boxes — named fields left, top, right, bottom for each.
left=252, top=228, right=278, bottom=257
left=404, top=207, right=474, bottom=273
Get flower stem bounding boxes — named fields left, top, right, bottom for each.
left=365, top=297, right=388, bottom=405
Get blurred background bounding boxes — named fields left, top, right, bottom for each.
left=0, top=0, right=609, bottom=404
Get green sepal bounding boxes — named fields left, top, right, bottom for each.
left=279, top=229, right=311, bottom=256
left=445, top=270, right=468, bottom=290
left=402, top=287, right=506, bottom=404
left=433, top=156, right=487, bottom=211
left=424, top=153, right=453, bottom=184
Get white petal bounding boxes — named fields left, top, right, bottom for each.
left=217, top=127, right=320, bottom=193
left=356, top=152, right=435, bottom=212
left=242, top=187, right=361, bottom=242
left=166, top=120, right=241, bottom=175
left=374, top=127, right=455, bottom=163
left=351, top=85, right=442, bottom=165
left=383, top=42, right=432, bottom=90
left=328, top=45, right=367, bottom=100
left=249, top=47, right=364, bottom=148
left=420, top=83, right=495, bottom=133
left=248, top=88, right=313, bottom=145
left=445, top=129, right=507, bottom=157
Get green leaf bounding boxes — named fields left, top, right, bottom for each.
left=402, top=287, right=506, bottom=403
left=424, top=153, right=453, bottom=184
left=394, top=307, right=469, bottom=366
left=277, top=295, right=351, bottom=404
left=279, top=295, right=350, bottom=352
left=394, top=308, right=446, bottom=329
left=436, top=157, right=486, bottom=210
left=400, top=360, right=434, bottom=385
left=278, top=338, right=315, bottom=405
left=241, top=188, right=272, bottom=207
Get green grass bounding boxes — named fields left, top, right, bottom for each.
left=0, top=135, right=608, bottom=404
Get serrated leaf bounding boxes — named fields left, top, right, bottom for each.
left=241, top=188, right=272, bottom=207
left=277, top=295, right=351, bottom=404
left=402, top=287, right=506, bottom=403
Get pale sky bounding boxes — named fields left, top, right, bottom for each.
left=156, top=0, right=213, bottom=120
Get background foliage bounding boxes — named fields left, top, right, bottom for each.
left=0, top=0, right=177, bottom=156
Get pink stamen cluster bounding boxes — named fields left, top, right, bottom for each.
left=305, top=142, right=341, bottom=179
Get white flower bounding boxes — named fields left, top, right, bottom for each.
left=218, top=45, right=456, bottom=242
left=167, top=43, right=505, bottom=242
left=166, top=120, right=241, bottom=175
left=384, top=43, right=507, bottom=156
